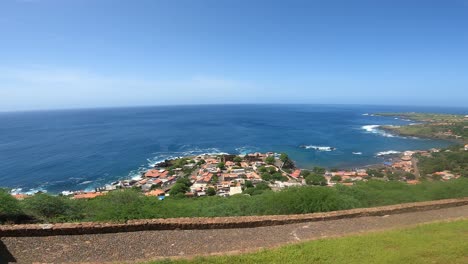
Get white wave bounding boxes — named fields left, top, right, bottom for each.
left=24, top=188, right=47, bottom=195
left=352, top=152, right=362, bottom=155
left=362, top=113, right=369, bottom=116
left=376, top=150, right=401, bottom=156
left=78, top=180, right=93, bottom=185
left=361, top=125, right=396, bottom=138
left=235, top=146, right=259, bottom=154
left=9, top=188, right=22, bottom=194
left=303, top=145, right=336, bottom=151
left=362, top=125, right=380, bottom=132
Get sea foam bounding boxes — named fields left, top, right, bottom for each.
left=376, top=150, right=401, bottom=156
left=303, top=145, right=336, bottom=151
left=361, top=125, right=396, bottom=138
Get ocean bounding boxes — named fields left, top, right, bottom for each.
left=0, top=104, right=465, bottom=194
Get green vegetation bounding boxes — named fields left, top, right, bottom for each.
left=305, top=174, right=327, bottom=186
left=265, top=156, right=275, bottom=165
left=217, top=162, right=225, bottom=170
left=206, top=187, right=216, bottom=196
left=417, top=145, right=468, bottom=177
left=258, top=166, right=287, bottom=182
left=2, top=178, right=468, bottom=224
left=233, top=156, right=243, bottom=164
left=279, top=153, right=295, bottom=169
left=376, top=112, right=465, bottom=123
left=376, top=112, right=467, bottom=143
left=331, top=175, right=342, bottom=182
left=243, top=182, right=271, bottom=196
left=0, top=189, right=24, bottom=223
left=169, top=178, right=192, bottom=197
left=150, top=220, right=468, bottom=264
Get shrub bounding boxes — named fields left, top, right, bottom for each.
left=21, top=193, right=71, bottom=221
left=0, top=189, right=24, bottom=223
left=305, top=174, right=327, bottom=186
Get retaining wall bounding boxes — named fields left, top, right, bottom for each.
left=1, top=197, right=468, bottom=237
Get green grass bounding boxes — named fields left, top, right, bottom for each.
left=3, top=178, right=468, bottom=224
left=151, top=220, right=468, bottom=264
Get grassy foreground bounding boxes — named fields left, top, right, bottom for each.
left=2, top=178, right=468, bottom=224
left=151, top=220, right=468, bottom=264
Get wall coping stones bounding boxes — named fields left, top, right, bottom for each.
left=1, top=197, right=468, bottom=237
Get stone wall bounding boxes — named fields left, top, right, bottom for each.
left=1, top=197, right=467, bottom=237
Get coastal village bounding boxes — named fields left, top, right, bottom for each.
left=11, top=146, right=467, bottom=201
left=9, top=112, right=467, bottom=200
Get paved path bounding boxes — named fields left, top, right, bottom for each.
left=2, top=205, right=468, bottom=264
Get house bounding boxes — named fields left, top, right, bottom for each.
left=231, top=168, right=245, bottom=174
left=145, top=189, right=165, bottom=197
left=11, top=193, right=29, bottom=200
left=145, top=169, right=166, bottom=178
left=229, top=186, right=243, bottom=196
left=141, top=183, right=153, bottom=192
left=290, top=169, right=301, bottom=179
left=73, top=192, right=106, bottom=199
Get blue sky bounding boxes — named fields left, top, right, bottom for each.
left=0, top=0, right=467, bottom=111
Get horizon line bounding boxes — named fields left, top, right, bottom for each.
left=1, top=102, right=468, bottom=114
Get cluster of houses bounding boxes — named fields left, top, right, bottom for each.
left=11, top=146, right=466, bottom=200
left=189, top=153, right=283, bottom=197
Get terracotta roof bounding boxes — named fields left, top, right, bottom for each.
left=145, top=189, right=165, bottom=196
left=73, top=192, right=106, bottom=199
left=406, top=180, right=421, bottom=185
left=145, top=169, right=161, bottom=178
left=290, top=169, right=301, bottom=178
left=11, top=194, right=29, bottom=200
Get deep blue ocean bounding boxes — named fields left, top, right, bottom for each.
left=0, top=104, right=466, bottom=194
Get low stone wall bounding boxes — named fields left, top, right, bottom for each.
left=1, top=197, right=468, bottom=237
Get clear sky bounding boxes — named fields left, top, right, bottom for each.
left=1, top=0, right=467, bottom=111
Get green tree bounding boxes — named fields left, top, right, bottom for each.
left=313, top=166, right=326, bottom=174
left=217, top=162, right=226, bottom=170
left=233, top=156, right=243, bottom=163
left=331, top=175, right=342, bottom=182
left=268, top=166, right=277, bottom=174
left=261, top=173, right=272, bottom=181
left=244, top=180, right=254, bottom=188
left=176, top=177, right=191, bottom=187
left=279, top=153, right=289, bottom=162
left=367, top=169, right=384, bottom=178
left=0, top=189, right=24, bottom=223
left=306, top=174, right=327, bottom=186
left=169, top=183, right=190, bottom=196
left=21, top=193, right=71, bottom=220
left=206, top=187, right=217, bottom=196
left=404, top=172, right=416, bottom=180
left=210, top=174, right=219, bottom=184
left=265, top=156, right=275, bottom=165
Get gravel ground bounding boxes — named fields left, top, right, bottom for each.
left=2, top=205, right=468, bottom=264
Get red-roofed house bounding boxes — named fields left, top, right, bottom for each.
left=145, top=169, right=161, bottom=178
left=73, top=192, right=106, bottom=199
left=145, top=189, right=165, bottom=196
left=11, top=194, right=29, bottom=200
left=290, top=169, right=301, bottom=179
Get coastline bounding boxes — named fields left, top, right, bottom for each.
left=5, top=110, right=466, bottom=196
